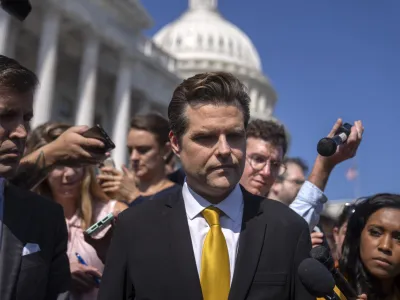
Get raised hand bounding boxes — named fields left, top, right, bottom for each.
left=321, top=118, right=364, bottom=167
left=13, top=125, right=109, bottom=190
left=98, top=165, right=137, bottom=202
left=308, top=119, right=364, bottom=192
left=45, top=125, right=108, bottom=167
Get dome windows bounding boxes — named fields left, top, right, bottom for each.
left=208, top=35, right=214, bottom=48
left=219, top=37, right=224, bottom=49
left=228, top=39, right=234, bottom=53
left=197, top=34, right=203, bottom=47
left=176, top=36, right=182, bottom=47
left=237, top=44, right=242, bottom=57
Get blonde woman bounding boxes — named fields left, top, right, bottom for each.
left=25, top=122, right=128, bottom=300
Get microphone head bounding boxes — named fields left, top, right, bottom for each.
left=317, top=137, right=337, bottom=156
left=298, top=258, right=335, bottom=297
left=310, top=246, right=335, bottom=270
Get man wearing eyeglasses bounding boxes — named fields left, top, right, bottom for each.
left=239, top=118, right=363, bottom=231
left=239, top=119, right=289, bottom=197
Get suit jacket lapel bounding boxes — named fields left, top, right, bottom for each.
left=0, top=184, right=32, bottom=300
left=165, top=189, right=203, bottom=300
left=229, top=187, right=267, bottom=300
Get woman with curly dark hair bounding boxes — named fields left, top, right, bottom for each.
left=339, top=193, right=400, bottom=299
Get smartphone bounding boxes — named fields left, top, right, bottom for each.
left=98, top=157, right=116, bottom=175
left=81, top=124, right=115, bottom=152
left=84, top=213, right=114, bottom=236
left=103, top=157, right=115, bottom=168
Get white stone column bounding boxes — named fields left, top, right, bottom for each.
left=258, top=95, right=266, bottom=112
left=111, top=57, right=132, bottom=168
left=5, top=22, right=20, bottom=58
left=0, top=10, right=11, bottom=54
left=31, top=9, right=61, bottom=128
left=249, top=88, right=258, bottom=113
left=74, top=32, right=100, bottom=126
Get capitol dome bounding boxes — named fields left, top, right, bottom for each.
left=154, top=0, right=262, bottom=71
left=153, top=0, right=277, bottom=120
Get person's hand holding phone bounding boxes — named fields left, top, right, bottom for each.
left=70, top=262, right=102, bottom=293
left=98, top=165, right=137, bottom=202
left=84, top=204, right=127, bottom=264
left=43, top=125, right=108, bottom=167
left=84, top=220, right=115, bottom=264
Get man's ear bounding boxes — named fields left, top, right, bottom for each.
left=169, top=131, right=181, bottom=158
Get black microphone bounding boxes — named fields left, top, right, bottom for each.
left=298, top=258, right=340, bottom=299
left=1, top=0, right=32, bottom=21
left=311, top=246, right=358, bottom=299
left=317, top=123, right=352, bottom=156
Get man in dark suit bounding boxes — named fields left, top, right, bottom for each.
left=99, top=72, right=313, bottom=300
left=0, top=55, right=70, bottom=299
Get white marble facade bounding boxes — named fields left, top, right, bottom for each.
left=0, top=0, right=181, bottom=167
left=0, top=0, right=279, bottom=166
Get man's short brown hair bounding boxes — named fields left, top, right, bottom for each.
left=0, top=55, right=38, bottom=94
left=246, top=119, right=288, bottom=156
left=168, top=72, right=250, bottom=140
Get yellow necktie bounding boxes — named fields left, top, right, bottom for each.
left=200, top=207, right=230, bottom=300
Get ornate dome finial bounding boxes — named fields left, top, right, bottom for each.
left=189, top=0, right=218, bottom=11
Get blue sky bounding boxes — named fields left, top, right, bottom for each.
left=142, top=0, right=400, bottom=200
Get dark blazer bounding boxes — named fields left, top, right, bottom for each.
left=0, top=183, right=71, bottom=300
left=167, top=168, right=185, bottom=186
left=98, top=185, right=313, bottom=300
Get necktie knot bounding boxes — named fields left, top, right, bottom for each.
left=202, top=206, right=222, bottom=227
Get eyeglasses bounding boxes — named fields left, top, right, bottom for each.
left=246, top=154, right=286, bottom=176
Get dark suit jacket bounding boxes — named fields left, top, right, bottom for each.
left=98, top=185, right=313, bottom=300
left=0, top=183, right=71, bottom=300
left=167, top=168, right=185, bottom=186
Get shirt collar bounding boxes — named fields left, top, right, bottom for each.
left=182, top=180, right=243, bottom=222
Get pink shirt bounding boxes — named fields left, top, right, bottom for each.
left=66, top=200, right=117, bottom=300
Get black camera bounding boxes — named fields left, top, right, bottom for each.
left=1, top=0, right=32, bottom=21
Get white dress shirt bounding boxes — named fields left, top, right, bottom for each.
left=182, top=181, right=243, bottom=283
